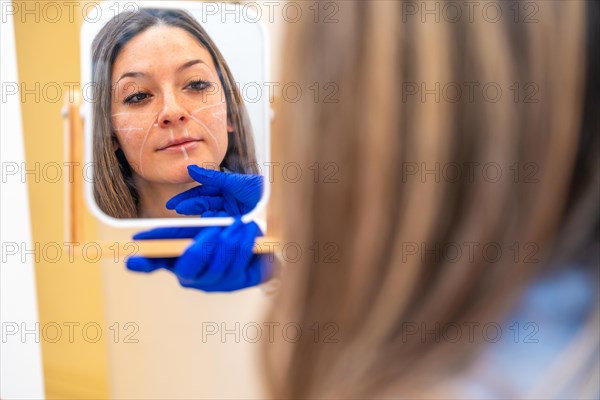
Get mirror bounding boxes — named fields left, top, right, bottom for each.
left=80, top=1, right=270, bottom=228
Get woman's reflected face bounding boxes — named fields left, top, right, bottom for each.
left=111, top=26, right=230, bottom=184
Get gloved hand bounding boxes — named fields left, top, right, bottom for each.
left=166, top=165, right=263, bottom=217
left=126, top=217, right=272, bottom=292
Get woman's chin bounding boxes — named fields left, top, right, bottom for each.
left=150, top=165, right=195, bottom=184
left=167, top=172, right=196, bottom=184
left=151, top=158, right=221, bottom=183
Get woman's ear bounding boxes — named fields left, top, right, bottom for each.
left=112, top=135, right=120, bottom=152
left=227, top=118, right=234, bottom=133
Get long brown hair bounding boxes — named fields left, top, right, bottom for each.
left=265, top=1, right=598, bottom=398
left=91, top=8, right=258, bottom=218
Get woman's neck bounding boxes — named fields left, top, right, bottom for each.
left=134, top=178, right=198, bottom=218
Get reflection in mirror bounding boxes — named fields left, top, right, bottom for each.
left=90, top=8, right=262, bottom=219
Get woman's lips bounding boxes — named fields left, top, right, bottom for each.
left=158, top=139, right=201, bottom=152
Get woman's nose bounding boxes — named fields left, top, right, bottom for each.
left=157, top=93, right=189, bottom=128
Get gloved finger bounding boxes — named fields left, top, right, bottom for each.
left=190, top=218, right=249, bottom=287
left=237, top=223, right=267, bottom=287
left=190, top=165, right=262, bottom=197
left=204, top=230, right=267, bottom=292
left=176, top=218, right=245, bottom=287
left=133, top=227, right=203, bottom=240
left=173, top=225, right=223, bottom=283
left=225, top=192, right=245, bottom=216
left=243, top=255, right=272, bottom=289
left=174, top=196, right=225, bottom=216
left=126, top=256, right=177, bottom=273
left=207, top=219, right=260, bottom=288
left=166, top=184, right=221, bottom=210
left=187, top=165, right=229, bottom=188
left=236, top=221, right=261, bottom=283
left=188, top=165, right=264, bottom=215
left=208, top=249, right=258, bottom=291
left=230, top=175, right=264, bottom=210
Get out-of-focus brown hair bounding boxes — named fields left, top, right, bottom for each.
left=265, top=1, right=598, bottom=398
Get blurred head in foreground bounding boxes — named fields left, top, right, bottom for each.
left=266, top=1, right=599, bottom=398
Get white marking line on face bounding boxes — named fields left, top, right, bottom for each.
left=189, top=101, right=227, bottom=156
left=114, top=127, right=144, bottom=132
left=112, top=113, right=156, bottom=134
left=181, top=146, right=189, bottom=160
left=190, top=102, right=225, bottom=115
left=112, top=113, right=158, bottom=136
left=137, top=116, right=157, bottom=177
left=184, top=127, right=190, bottom=138
left=190, top=114, right=221, bottom=155
left=111, top=112, right=158, bottom=117
left=110, top=112, right=158, bottom=176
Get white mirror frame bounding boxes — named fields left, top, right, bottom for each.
left=80, top=1, right=270, bottom=228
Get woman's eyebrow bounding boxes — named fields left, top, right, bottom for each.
left=177, top=59, right=206, bottom=72
left=115, top=71, right=146, bottom=84
left=115, top=60, right=207, bottom=84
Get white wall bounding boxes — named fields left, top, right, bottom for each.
left=0, top=7, right=46, bottom=399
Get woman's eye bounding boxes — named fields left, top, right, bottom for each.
left=187, top=80, right=211, bottom=91
left=123, top=92, right=150, bottom=104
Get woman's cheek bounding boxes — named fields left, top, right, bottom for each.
left=209, top=118, right=228, bottom=159
left=119, top=143, right=142, bottom=175
left=112, top=113, right=157, bottom=174
left=204, top=109, right=229, bottom=156
left=185, top=104, right=227, bottom=163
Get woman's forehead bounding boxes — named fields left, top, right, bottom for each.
left=112, top=25, right=216, bottom=81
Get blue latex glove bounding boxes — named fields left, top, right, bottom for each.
left=126, top=218, right=272, bottom=292
left=166, top=165, right=263, bottom=217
